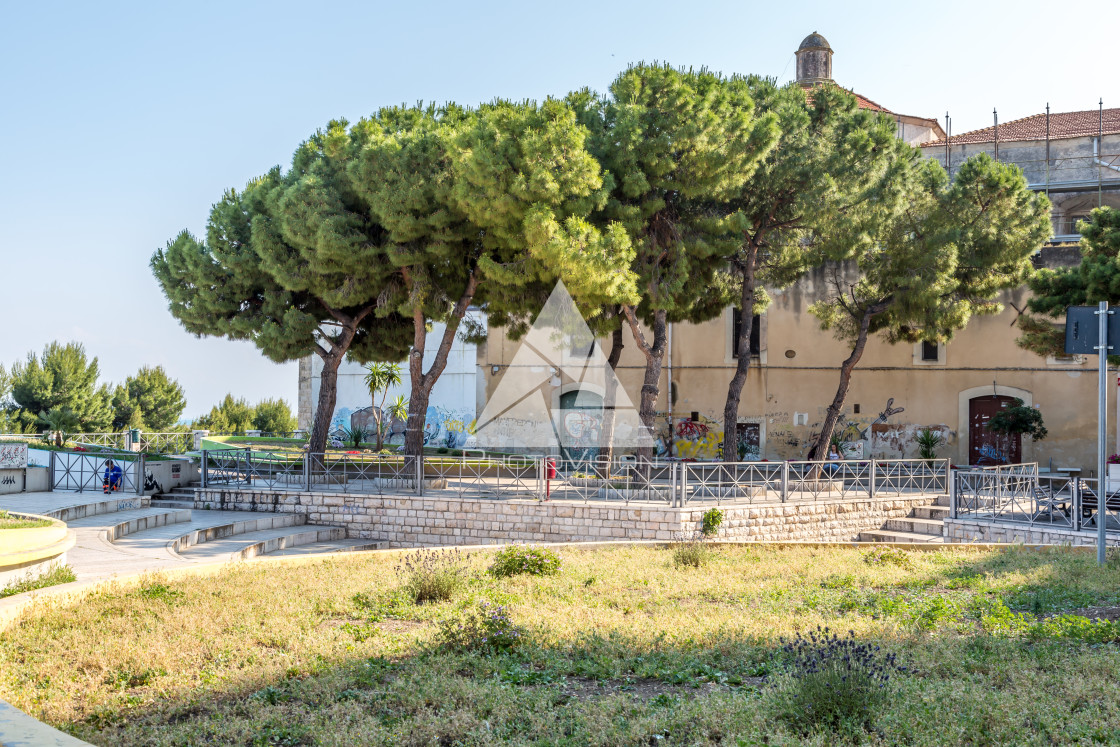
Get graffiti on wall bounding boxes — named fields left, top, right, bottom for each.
left=0, top=442, right=28, bottom=469
left=345, top=405, right=475, bottom=448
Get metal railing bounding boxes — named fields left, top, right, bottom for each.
left=952, top=463, right=1120, bottom=537
left=200, top=450, right=949, bottom=506
left=137, top=432, right=194, bottom=454
left=50, top=451, right=144, bottom=495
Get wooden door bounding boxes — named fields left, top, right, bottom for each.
left=968, top=395, right=1022, bottom=465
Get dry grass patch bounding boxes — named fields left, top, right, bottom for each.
left=0, top=546, right=1119, bottom=745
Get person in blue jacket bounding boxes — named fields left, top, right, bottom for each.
left=103, top=459, right=123, bottom=494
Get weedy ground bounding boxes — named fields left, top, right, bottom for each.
left=1, top=545, right=1120, bottom=746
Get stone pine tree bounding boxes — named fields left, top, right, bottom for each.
left=805, top=155, right=1052, bottom=459
left=9, top=342, right=113, bottom=432
left=584, top=65, right=780, bottom=461
left=349, top=101, right=635, bottom=459
left=151, top=123, right=414, bottom=456
left=718, top=79, right=914, bottom=462
left=1017, top=207, right=1120, bottom=358
left=111, top=365, right=187, bottom=431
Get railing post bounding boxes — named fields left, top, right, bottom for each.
left=200, top=450, right=208, bottom=489
left=48, top=450, right=56, bottom=492
left=949, top=469, right=957, bottom=519
left=1073, top=479, right=1082, bottom=532
left=304, top=452, right=312, bottom=492
left=678, top=462, right=687, bottom=507
left=780, top=461, right=788, bottom=502
left=869, top=459, right=877, bottom=501
left=416, top=453, right=424, bottom=496
left=137, top=453, right=146, bottom=496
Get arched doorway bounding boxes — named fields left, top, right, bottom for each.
left=968, top=395, right=1021, bottom=465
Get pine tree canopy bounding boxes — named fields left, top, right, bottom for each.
left=1018, top=207, right=1120, bottom=358
left=110, top=365, right=187, bottom=431
left=9, top=342, right=113, bottom=432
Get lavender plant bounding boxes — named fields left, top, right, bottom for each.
left=768, top=627, right=906, bottom=735
left=437, top=601, right=525, bottom=653
left=395, top=549, right=470, bottom=604
left=489, top=546, right=561, bottom=578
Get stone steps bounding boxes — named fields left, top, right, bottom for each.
left=263, top=538, right=385, bottom=557
left=150, top=499, right=194, bottom=510
left=858, top=528, right=946, bottom=544
left=181, top=525, right=350, bottom=562
left=65, top=507, right=192, bottom=542
left=882, top=516, right=945, bottom=534
left=912, top=504, right=950, bottom=520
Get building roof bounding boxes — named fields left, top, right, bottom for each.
left=921, top=107, right=1120, bottom=148
left=798, top=32, right=831, bottom=51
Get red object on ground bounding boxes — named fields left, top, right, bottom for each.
left=545, top=457, right=556, bottom=501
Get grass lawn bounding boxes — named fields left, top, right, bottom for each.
left=2, top=545, right=1120, bottom=746
left=0, top=510, right=51, bottom=530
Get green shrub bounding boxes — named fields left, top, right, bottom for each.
left=701, top=507, right=723, bottom=537
left=768, top=627, right=904, bottom=736
left=396, top=549, right=469, bottom=604
left=671, top=537, right=712, bottom=568
left=861, top=546, right=913, bottom=569
left=489, top=546, right=561, bottom=578
left=436, top=601, right=525, bottom=653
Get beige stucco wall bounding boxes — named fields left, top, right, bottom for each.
left=480, top=260, right=1112, bottom=473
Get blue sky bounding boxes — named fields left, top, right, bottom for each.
left=0, top=0, right=1113, bottom=419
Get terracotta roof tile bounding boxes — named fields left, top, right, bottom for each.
left=921, top=107, right=1120, bottom=148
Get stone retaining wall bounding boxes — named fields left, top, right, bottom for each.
left=195, top=488, right=941, bottom=547
left=943, top=517, right=1119, bottom=546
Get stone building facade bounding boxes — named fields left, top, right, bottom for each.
left=921, top=107, right=1120, bottom=240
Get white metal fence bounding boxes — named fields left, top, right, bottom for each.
left=201, top=450, right=949, bottom=505
left=951, top=463, right=1120, bottom=537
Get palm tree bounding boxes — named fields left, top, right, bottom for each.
left=37, top=407, right=79, bottom=447
left=363, top=362, right=403, bottom=451
left=385, top=395, right=410, bottom=449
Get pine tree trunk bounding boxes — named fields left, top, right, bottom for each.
left=403, top=382, right=432, bottom=461
left=807, top=307, right=877, bottom=461
left=624, top=307, right=668, bottom=468
left=309, top=354, right=341, bottom=457
left=597, top=326, right=625, bottom=469
left=723, top=257, right=757, bottom=462
left=403, top=268, right=479, bottom=461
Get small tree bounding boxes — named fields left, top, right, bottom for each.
left=194, top=394, right=255, bottom=434
left=110, top=366, right=186, bottom=431
left=806, top=154, right=1052, bottom=458
left=363, top=362, right=403, bottom=451
left=10, top=342, right=113, bottom=432
left=986, top=399, right=1047, bottom=442
left=252, top=398, right=297, bottom=434
left=37, top=406, right=79, bottom=447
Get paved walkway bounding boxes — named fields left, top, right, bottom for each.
left=0, top=492, right=362, bottom=583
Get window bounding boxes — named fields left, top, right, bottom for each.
left=913, top=340, right=944, bottom=365
left=731, top=309, right=762, bottom=358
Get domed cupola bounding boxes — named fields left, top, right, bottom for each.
left=796, top=32, right=833, bottom=85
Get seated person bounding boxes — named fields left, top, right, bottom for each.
left=824, top=443, right=842, bottom=475
left=103, top=459, right=123, bottom=494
